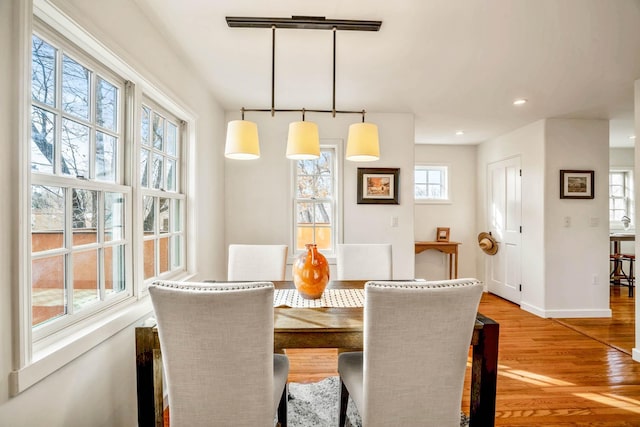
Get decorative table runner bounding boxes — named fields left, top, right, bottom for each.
left=274, top=289, right=364, bottom=308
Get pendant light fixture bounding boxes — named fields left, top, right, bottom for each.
left=224, top=16, right=382, bottom=161
left=286, top=109, right=320, bottom=160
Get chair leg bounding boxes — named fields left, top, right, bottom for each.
left=629, top=258, right=635, bottom=297
left=277, top=383, right=288, bottom=427
left=339, top=379, right=349, bottom=427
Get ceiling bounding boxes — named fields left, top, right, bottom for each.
left=134, top=0, right=640, bottom=147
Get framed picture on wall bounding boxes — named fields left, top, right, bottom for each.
left=560, top=170, right=594, bottom=199
left=357, top=168, right=400, bottom=204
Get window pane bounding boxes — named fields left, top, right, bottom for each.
left=315, top=202, right=332, bottom=224
left=61, top=118, right=89, bottom=178
left=297, top=202, right=314, bottom=224
left=296, top=227, right=314, bottom=250
left=167, top=122, right=177, bottom=155
left=159, top=237, right=169, bottom=274
left=32, top=255, right=65, bottom=326
left=613, top=199, right=626, bottom=210
left=96, top=77, right=117, bottom=131
left=610, top=173, right=624, bottom=186
left=166, top=159, right=176, bottom=191
left=32, top=35, right=56, bottom=106
left=72, top=250, right=98, bottom=309
left=316, top=176, right=332, bottom=198
left=152, top=154, right=163, bottom=189
left=153, top=113, right=164, bottom=150
left=297, top=176, right=314, bottom=198
left=428, top=184, right=442, bottom=198
left=104, top=245, right=125, bottom=294
left=315, top=226, right=331, bottom=250
left=32, top=185, right=64, bottom=252
left=72, top=189, right=97, bottom=246
left=96, top=132, right=116, bottom=182
left=104, top=192, right=124, bottom=242
left=143, top=196, right=155, bottom=232
left=415, top=184, right=427, bottom=198
left=143, top=239, right=155, bottom=279
left=159, top=198, right=169, bottom=233
left=141, top=106, right=151, bottom=146
left=415, top=170, right=426, bottom=184
left=31, top=106, right=55, bottom=174
left=610, top=185, right=624, bottom=197
left=62, top=55, right=90, bottom=120
left=140, top=149, right=149, bottom=187
left=173, top=199, right=182, bottom=232
left=172, top=235, right=181, bottom=269
left=428, top=170, right=441, bottom=183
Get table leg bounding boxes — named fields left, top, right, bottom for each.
left=136, top=327, right=163, bottom=427
left=448, top=254, right=453, bottom=279
left=470, top=315, right=499, bottom=427
left=454, top=252, right=458, bottom=279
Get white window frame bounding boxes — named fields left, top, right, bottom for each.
left=290, top=141, right=343, bottom=261
left=609, top=168, right=635, bottom=230
left=12, top=0, right=195, bottom=395
left=414, top=164, right=451, bottom=204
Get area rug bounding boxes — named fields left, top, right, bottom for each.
left=287, top=376, right=471, bottom=427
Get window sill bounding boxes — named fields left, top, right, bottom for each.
left=10, top=297, right=153, bottom=396
left=415, top=199, right=452, bottom=205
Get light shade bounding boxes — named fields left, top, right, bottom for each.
left=346, top=122, right=379, bottom=161
left=225, top=120, right=260, bottom=159
left=286, top=121, right=320, bottom=160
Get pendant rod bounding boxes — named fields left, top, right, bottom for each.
left=241, top=107, right=365, bottom=115
left=271, top=26, right=276, bottom=117
left=332, top=27, right=336, bottom=117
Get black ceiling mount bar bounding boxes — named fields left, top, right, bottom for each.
left=228, top=15, right=379, bottom=121
left=226, top=16, right=382, bottom=32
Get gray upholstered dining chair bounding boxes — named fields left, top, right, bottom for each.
left=228, top=244, right=289, bottom=281
left=336, top=243, right=393, bottom=280
left=148, top=280, right=289, bottom=427
left=338, top=279, right=484, bottom=427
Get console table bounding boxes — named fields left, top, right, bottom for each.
left=415, top=241, right=461, bottom=279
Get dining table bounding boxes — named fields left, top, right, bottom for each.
left=135, top=280, right=499, bottom=427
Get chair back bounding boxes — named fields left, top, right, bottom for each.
left=336, top=243, right=393, bottom=280
left=227, top=244, right=288, bottom=281
left=148, top=281, right=275, bottom=427
left=363, top=279, right=483, bottom=426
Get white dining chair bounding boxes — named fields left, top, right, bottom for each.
left=336, top=243, right=393, bottom=280
left=148, top=280, right=289, bottom=427
left=338, top=278, right=484, bottom=427
left=227, top=244, right=288, bottom=281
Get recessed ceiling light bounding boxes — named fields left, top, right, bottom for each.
left=630, top=135, right=636, bottom=140
left=455, top=130, right=464, bottom=136
left=513, top=99, right=527, bottom=106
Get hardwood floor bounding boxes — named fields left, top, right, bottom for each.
left=286, top=291, right=640, bottom=426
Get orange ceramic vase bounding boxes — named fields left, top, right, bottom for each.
left=292, top=243, right=330, bottom=299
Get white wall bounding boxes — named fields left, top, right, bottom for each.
left=477, top=120, right=546, bottom=314
left=477, top=118, right=610, bottom=318
left=0, top=0, right=226, bottom=425
left=414, top=144, right=478, bottom=280
left=224, top=111, right=416, bottom=279
left=544, top=119, right=610, bottom=317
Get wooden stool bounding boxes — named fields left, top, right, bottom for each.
left=620, top=253, right=635, bottom=297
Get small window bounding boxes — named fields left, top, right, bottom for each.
left=293, top=146, right=338, bottom=255
left=609, top=169, right=634, bottom=227
left=414, top=165, right=449, bottom=202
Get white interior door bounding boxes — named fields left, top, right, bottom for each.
left=486, top=157, right=522, bottom=303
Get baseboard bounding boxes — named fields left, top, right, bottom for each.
left=519, top=301, right=546, bottom=318
left=520, top=302, right=611, bottom=318
left=545, top=308, right=612, bottom=318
